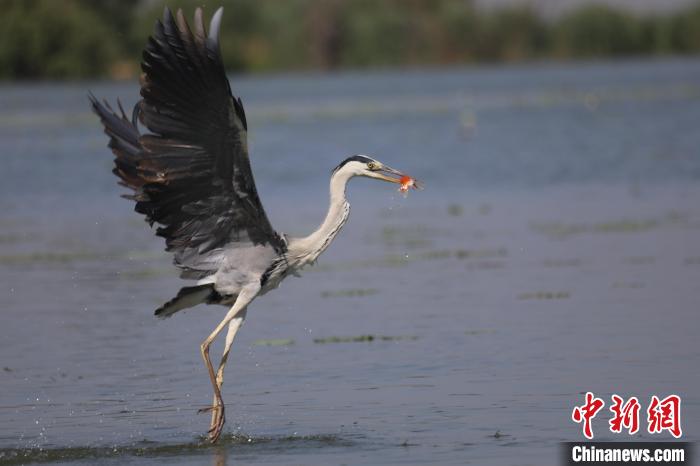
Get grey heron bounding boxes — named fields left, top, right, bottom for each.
left=90, top=6, right=421, bottom=443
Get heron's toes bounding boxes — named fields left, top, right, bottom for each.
left=204, top=395, right=225, bottom=443
left=197, top=404, right=221, bottom=414
left=208, top=406, right=226, bottom=443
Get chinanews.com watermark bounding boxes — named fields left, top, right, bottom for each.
left=561, top=393, right=694, bottom=465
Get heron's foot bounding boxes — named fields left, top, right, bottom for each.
left=199, top=392, right=225, bottom=443
left=197, top=396, right=226, bottom=443
left=208, top=400, right=226, bottom=443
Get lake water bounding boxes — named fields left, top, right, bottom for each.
left=1, top=58, right=699, bottom=465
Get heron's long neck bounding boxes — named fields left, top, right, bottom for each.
left=295, top=171, right=351, bottom=264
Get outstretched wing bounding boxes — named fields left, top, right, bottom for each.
left=91, top=7, right=285, bottom=279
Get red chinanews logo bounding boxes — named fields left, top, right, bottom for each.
left=571, top=393, right=682, bottom=439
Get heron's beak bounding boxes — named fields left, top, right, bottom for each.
left=369, top=164, right=424, bottom=189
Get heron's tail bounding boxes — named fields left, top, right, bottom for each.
left=154, top=284, right=217, bottom=318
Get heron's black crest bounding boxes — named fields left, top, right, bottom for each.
left=90, top=6, right=286, bottom=280
left=332, top=155, right=374, bottom=174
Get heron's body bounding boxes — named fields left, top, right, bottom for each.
left=155, top=164, right=353, bottom=317
left=218, top=171, right=351, bottom=294
left=90, top=6, right=419, bottom=443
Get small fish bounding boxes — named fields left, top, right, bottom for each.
left=398, top=175, right=423, bottom=196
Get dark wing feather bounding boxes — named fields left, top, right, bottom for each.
left=90, top=7, right=285, bottom=278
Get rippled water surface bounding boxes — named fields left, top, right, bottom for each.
left=1, top=59, right=700, bottom=465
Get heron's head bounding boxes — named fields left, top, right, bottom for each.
left=333, top=155, right=422, bottom=188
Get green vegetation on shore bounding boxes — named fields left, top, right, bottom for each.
left=1, top=0, right=700, bottom=80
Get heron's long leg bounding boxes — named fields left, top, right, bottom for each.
left=209, top=308, right=247, bottom=433
left=199, top=285, right=259, bottom=443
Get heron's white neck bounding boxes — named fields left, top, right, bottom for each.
left=292, top=169, right=352, bottom=265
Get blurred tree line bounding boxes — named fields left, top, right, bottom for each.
left=1, top=0, right=700, bottom=80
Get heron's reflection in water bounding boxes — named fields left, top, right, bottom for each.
left=212, top=445, right=228, bottom=466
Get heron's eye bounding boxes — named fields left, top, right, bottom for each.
left=367, top=162, right=378, bottom=170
